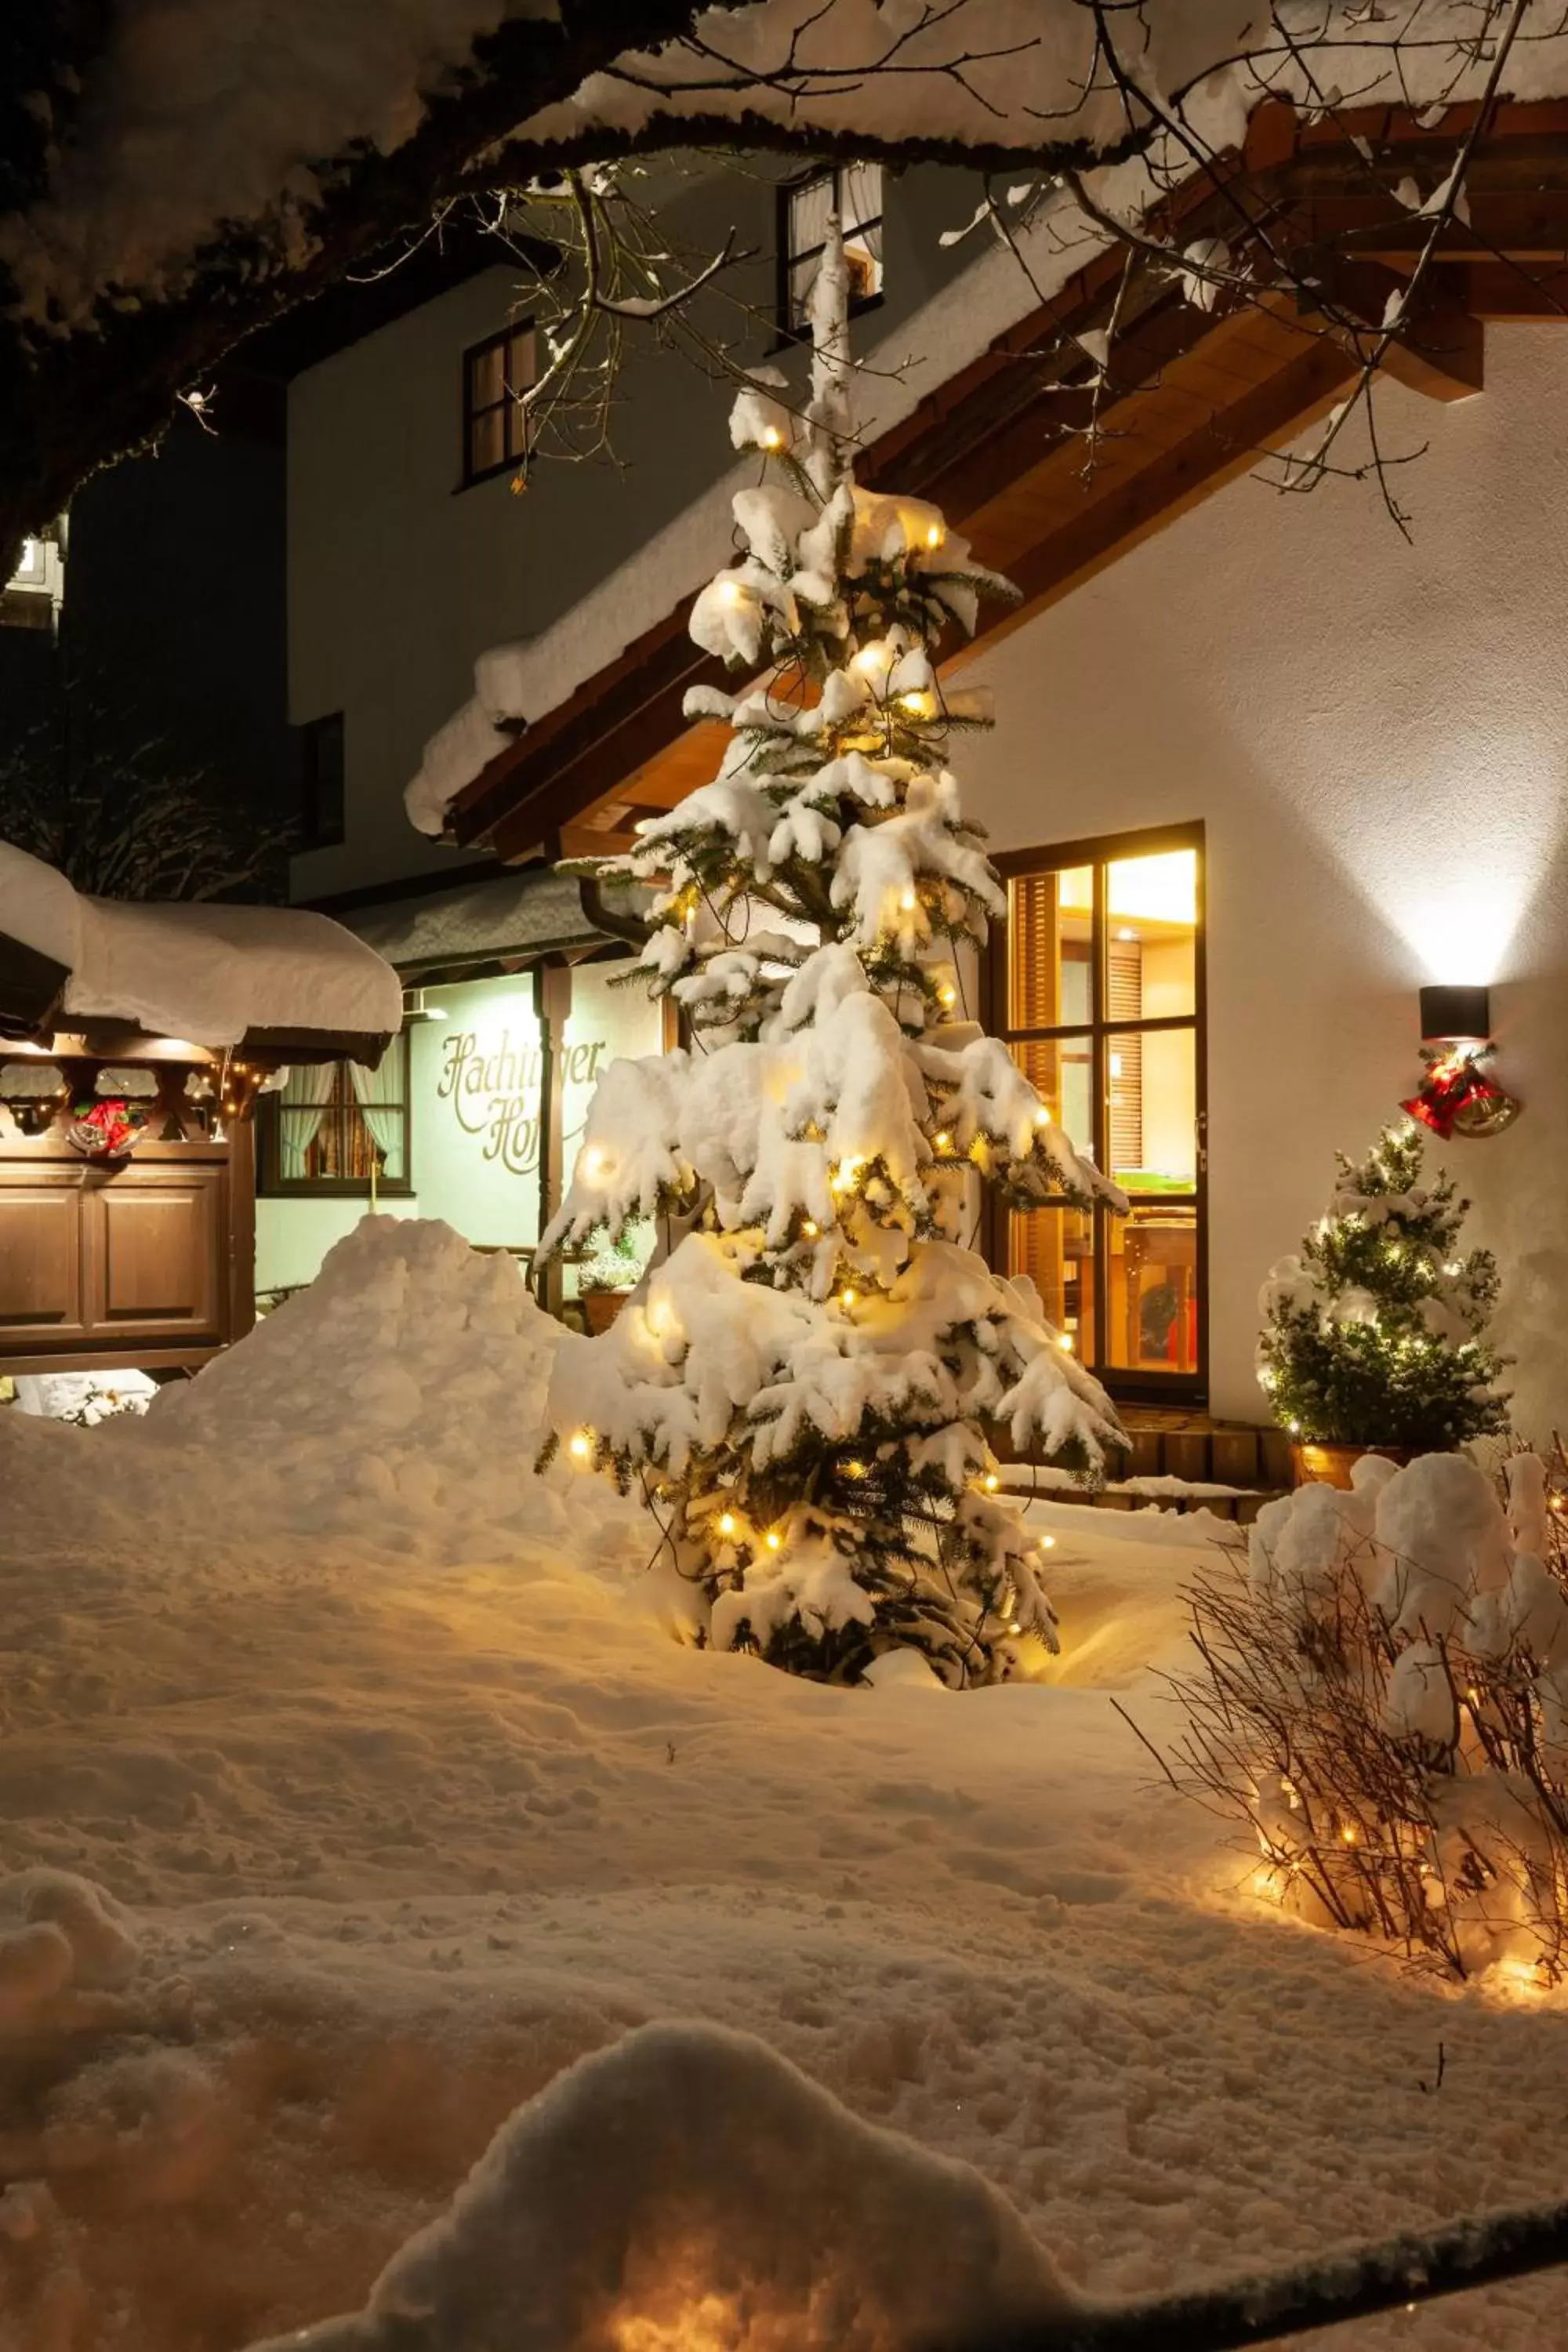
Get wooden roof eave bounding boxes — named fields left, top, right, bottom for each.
left=443, top=97, right=1568, bottom=863
left=0, top=1022, right=396, bottom=1070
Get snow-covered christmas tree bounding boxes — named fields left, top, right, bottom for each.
left=537, top=233, right=1128, bottom=1686
left=1257, top=1121, right=1508, bottom=1452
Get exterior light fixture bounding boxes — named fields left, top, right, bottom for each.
left=1400, top=984, right=1521, bottom=1139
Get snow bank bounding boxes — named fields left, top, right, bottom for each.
left=0, top=839, right=404, bottom=1048
left=0, top=1216, right=641, bottom=1570
left=258, top=2020, right=1079, bottom=2352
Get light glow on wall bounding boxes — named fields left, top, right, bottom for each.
left=1377, top=862, right=1541, bottom=987
left=1319, top=738, right=1566, bottom=988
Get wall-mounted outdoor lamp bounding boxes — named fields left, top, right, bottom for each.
left=1400, top=984, right=1521, bottom=1139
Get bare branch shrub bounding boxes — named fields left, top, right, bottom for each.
left=1166, top=1445, right=1568, bottom=1984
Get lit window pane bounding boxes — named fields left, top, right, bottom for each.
left=1109, top=1203, right=1199, bottom=1374
left=844, top=223, right=883, bottom=305
left=1105, top=849, right=1196, bottom=1017
left=469, top=405, right=506, bottom=477
left=1014, top=1036, right=1094, bottom=1167
left=1007, top=868, right=1092, bottom=1029
left=376, top=1120, right=407, bottom=1183
left=1008, top=1206, right=1097, bottom=1366
left=1107, top=1027, right=1196, bottom=1191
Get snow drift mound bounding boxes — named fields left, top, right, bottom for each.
left=1, top=1218, right=641, bottom=1571
left=251, top=2020, right=1080, bottom=2352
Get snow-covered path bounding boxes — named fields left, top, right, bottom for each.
left=4, top=1222, right=1568, bottom=2350
left=4, top=1498, right=1568, bottom=2350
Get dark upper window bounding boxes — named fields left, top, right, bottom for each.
left=298, top=711, right=345, bottom=851
left=462, top=322, right=535, bottom=487
left=259, top=1029, right=412, bottom=1198
left=779, top=163, right=884, bottom=336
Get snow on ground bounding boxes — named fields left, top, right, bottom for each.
left=0, top=1217, right=643, bottom=1573
left=3, top=1219, right=1568, bottom=2348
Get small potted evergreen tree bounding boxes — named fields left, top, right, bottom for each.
left=1256, top=1121, right=1508, bottom=1486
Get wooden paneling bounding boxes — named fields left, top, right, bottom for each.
left=0, top=1178, right=81, bottom=1334
left=89, top=1174, right=220, bottom=1334
left=0, top=1141, right=245, bottom=1372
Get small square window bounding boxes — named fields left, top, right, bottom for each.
left=779, top=163, right=884, bottom=336
left=260, top=1031, right=412, bottom=1197
left=299, top=711, right=345, bottom=851
left=462, top=322, right=535, bottom=488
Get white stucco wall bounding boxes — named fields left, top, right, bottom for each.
left=960, top=325, right=1568, bottom=1434
left=286, top=163, right=985, bottom=900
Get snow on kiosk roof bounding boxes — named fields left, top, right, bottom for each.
left=0, top=840, right=404, bottom=1063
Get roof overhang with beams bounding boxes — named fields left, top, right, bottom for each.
left=438, top=97, right=1568, bottom=872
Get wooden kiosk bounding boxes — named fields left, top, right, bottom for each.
left=0, top=844, right=401, bottom=1379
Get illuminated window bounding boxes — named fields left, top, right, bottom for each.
left=993, top=827, right=1205, bottom=1396
left=779, top=163, right=884, bottom=335
left=259, top=1032, right=411, bottom=1197
left=462, top=322, right=535, bottom=487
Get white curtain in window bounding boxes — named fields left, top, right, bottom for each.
left=840, top=161, right=882, bottom=236
left=350, top=1053, right=405, bottom=1180
left=788, top=171, right=834, bottom=259
left=278, top=1062, right=336, bottom=1180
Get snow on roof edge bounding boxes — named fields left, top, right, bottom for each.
left=0, top=840, right=405, bottom=1053
left=403, top=180, right=1112, bottom=837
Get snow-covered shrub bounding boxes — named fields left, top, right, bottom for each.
left=1256, top=1121, right=1508, bottom=1450
left=537, top=234, right=1128, bottom=1687
left=1171, top=1449, right=1568, bottom=1981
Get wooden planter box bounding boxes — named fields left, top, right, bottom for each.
left=1290, top=1441, right=1419, bottom=1490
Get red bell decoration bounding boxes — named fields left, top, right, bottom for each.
left=1401, top=987, right=1520, bottom=1139
left=1401, top=1047, right=1519, bottom=1141
left=67, top=1098, right=149, bottom=1161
